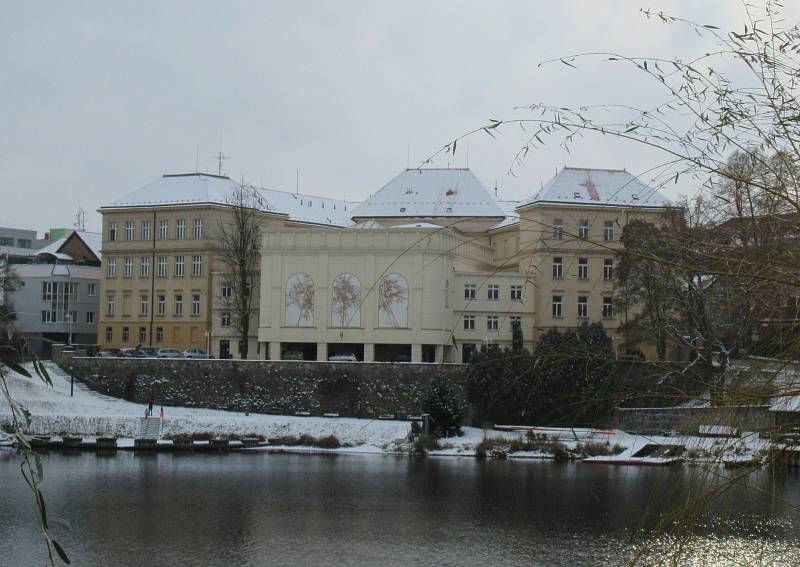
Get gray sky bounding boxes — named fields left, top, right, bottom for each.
left=1, top=1, right=796, bottom=234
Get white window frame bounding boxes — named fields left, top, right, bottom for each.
left=86, top=311, right=95, bottom=325
left=193, top=218, right=204, bottom=239
left=158, top=219, right=168, bottom=240
left=487, top=284, right=499, bottom=301
left=107, top=258, right=117, bottom=278
left=157, top=256, right=167, bottom=278
left=463, top=315, right=476, bottom=331
left=603, top=259, right=614, bottom=281
left=510, top=315, right=522, bottom=331
left=510, top=285, right=523, bottom=301
left=604, top=221, right=614, bottom=241
left=552, top=257, right=563, bottom=279
left=192, top=255, right=202, bottom=276
left=176, top=219, right=186, bottom=240
left=487, top=315, right=499, bottom=331
left=553, top=218, right=564, bottom=240
left=125, top=221, right=134, bottom=241
left=156, top=327, right=164, bottom=343
left=140, top=256, right=150, bottom=278
left=141, top=220, right=152, bottom=241
left=175, top=256, right=184, bottom=277
left=122, top=327, right=130, bottom=343
left=578, top=258, right=588, bottom=280
left=191, top=294, right=200, bottom=316
left=577, top=296, right=589, bottom=318
left=464, top=284, right=476, bottom=300
left=106, top=295, right=115, bottom=316
left=551, top=295, right=563, bottom=318
left=221, top=312, right=231, bottom=327
left=578, top=219, right=589, bottom=239
left=174, top=294, right=183, bottom=316
left=221, top=284, right=232, bottom=299
left=123, top=257, right=133, bottom=278
left=108, top=222, right=117, bottom=242
left=87, top=283, right=96, bottom=296
left=140, top=294, right=149, bottom=316
left=603, top=297, right=615, bottom=318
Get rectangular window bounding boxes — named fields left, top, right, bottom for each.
left=464, top=284, right=476, bottom=300
left=156, top=327, right=164, bottom=343
left=191, top=294, right=200, bottom=316
left=125, top=221, right=134, bottom=241
left=221, top=284, right=232, bottom=299
left=603, top=259, right=614, bottom=281
left=221, top=312, right=231, bottom=327
left=138, top=327, right=146, bottom=343
left=157, top=256, right=167, bottom=278
left=510, top=315, right=522, bottom=331
left=88, top=283, right=96, bottom=296
left=174, top=294, right=183, bottom=316
left=122, top=327, right=130, bottom=343
left=141, top=220, right=152, bottom=241
left=553, top=218, right=564, bottom=240
left=487, top=284, right=499, bottom=300
left=193, top=218, right=204, bottom=239
left=0, top=237, right=13, bottom=246
left=487, top=315, right=499, bottom=331
left=140, top=256, right=150, bottom=277
left=158, top=219, right=168, bottom=240
left=64, top=282, right=78, bottom=301
left=604, top=220, right=614, bottom=241
left=106, top=295, right=115, bottom=316
left=140, top=294, right=149, bottom=316
left=579, top=219, right=589, bottom=239
left=157, top=294, right=166, bottom=316
left=552, top=295, right=563, bottom=318
left=107, top=257, right=117, bottom=278
left=552, top=257, right=563, bottom=279
left=41, top=281, right=55, bottom=301
left=123, top=257, right=133, bottom=278
left=463, top=315, right=475, bottom=331
left=108, top=222, right=117, bottom=242
left=603, top=297, right=615, bottom=318
left=175, top=256, right=184, bottom=277
left=578, top=258, right=588, bottom=280
left=176, top=219, right=186, bottom=240
left=510, top=285, right=523, bottom=301
left=577, top=296, right=588, bottom=318
left=86, top=311, right=95, bottom=324
left=105, top=327, right=113, bottom=342
left=192, top=255, right=202, bottom=276
left=41, top=311, right=54, bottom=323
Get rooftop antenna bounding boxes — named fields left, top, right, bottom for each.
left=494, top=180, right=498, bottom=199
left=212, top=134, right=230, bottom=176
left=74, top=207, right=86, bottom=231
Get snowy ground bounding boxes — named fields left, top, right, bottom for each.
left=0, top=362, right=771, bottom=461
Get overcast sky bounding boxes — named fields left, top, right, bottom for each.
left=1, top=1, right=797, bottom=234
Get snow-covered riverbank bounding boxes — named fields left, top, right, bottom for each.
left=0, top=362, right=774, bottom=462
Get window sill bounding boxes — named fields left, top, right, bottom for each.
left=551, top=315, right=563, bottom=319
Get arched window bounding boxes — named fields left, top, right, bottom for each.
left=378, top=273, right=409, bottom=328
left=331, top=273, right=361, bottom=328
left=285, top=273, right=315, bottom=326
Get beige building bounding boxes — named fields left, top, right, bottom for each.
left=99, top=166, right=671, bottom=360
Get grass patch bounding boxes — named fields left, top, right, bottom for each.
left=269, top=434, right=342, bottom=449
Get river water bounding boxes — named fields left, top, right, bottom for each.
left=1, top=450, right=799, bottom=566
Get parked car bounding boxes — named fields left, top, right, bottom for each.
left=157, top=348, right=183, bottom=359
left=282, top=350, right=304, bottom=361
left=120, top=348, right=146, bottom=358
left=182, top=349, right=209, bottom=359
left=140, top=347, right=159, bottom=357
left=328, top=352, right=358, bottom=362
left=95, top=350, right=115, bottom=358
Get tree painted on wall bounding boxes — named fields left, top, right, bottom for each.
left=378, top=273, right=408, bottom=328
left=331, top=273, right=361, bottom=328
left=285, top=273, right=315, bottom=326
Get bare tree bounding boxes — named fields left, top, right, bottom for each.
left=219, top=182, right=263, bottom=359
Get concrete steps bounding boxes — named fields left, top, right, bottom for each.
left=137, top=416, right=162, bottom=440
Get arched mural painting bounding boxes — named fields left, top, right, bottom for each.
left=331, top=273, right=361, bottom=327
left=285, top=273, right=315, bottom=326
left=378, top=273, right=409, bottom=328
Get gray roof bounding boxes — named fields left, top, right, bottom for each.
left=103, top=173, right=358, bottom=227
left=351, top=168, right=505, bottom=220
left=519, top=167, right=671, bottom=209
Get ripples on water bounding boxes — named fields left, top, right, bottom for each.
left=0, top=450, right=798, bottom=566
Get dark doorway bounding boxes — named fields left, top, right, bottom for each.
left=422, top=344, right=436, bottom=363
left=461, top=343, right=477, bottom=363
left=327, top=343, right=364, bottom=361
left=281, top=342, right=317, bottom=361
left=374, top=344, right=412, bottom=363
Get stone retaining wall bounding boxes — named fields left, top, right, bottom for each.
left=616, top=405, right=774, bottom=435
left=54, top=349, right=466, bottom=418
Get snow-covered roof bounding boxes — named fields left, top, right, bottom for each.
left=490, top=200, right=522, bottom=230
left=351, top=169, right=505, bottom=220
left=76, top=231, right=102, bottom=260
left=518, top=167, right=671, bottom=209
left=102, top=173, right=358, bottom=227
left=35, top=231, right=102, bottom=262
left=36, top=236, right=69, bottom=257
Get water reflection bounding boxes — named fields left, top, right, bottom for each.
left=0, top=451, right=798, bottom=566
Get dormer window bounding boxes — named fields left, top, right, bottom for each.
left=573, top=191, right=581, bottom=198
left=631, top=193, right=639, bottom=200
left=405, top=188, right=413, bottom=194
left=445, top=207, right=453, bottom=213
left=399, top=207, right=406, bottom=213
left=446, top=188, right=457, bottom=196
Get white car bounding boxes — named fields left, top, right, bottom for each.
left=182, top=349, right=209, bottom=359
left=327, top=352, right=358, bottom=362
left=157, top=348, right=183, bottom=359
